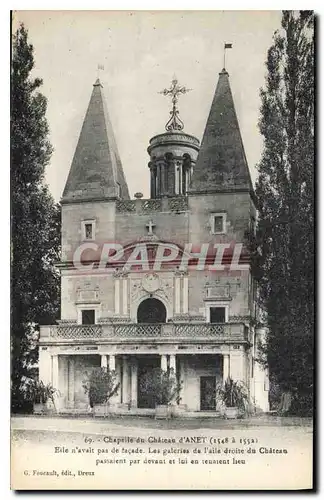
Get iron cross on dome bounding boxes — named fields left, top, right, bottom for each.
left=159, top=76, right=191, bottom=132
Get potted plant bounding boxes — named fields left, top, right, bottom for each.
left=139, top=368, right=183, bottom=419
left=25, top=379, right=59, bottom=415
left=216, top=377, right=249, bottom=419
left=83, top=367, right=120, bottom=417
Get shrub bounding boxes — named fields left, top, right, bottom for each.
left=216, top=377, right=249, bottom=411
left=139, top=368, right=182, bottom=407
left=83, top=367, right=120, bottom=407
left=24, top=379, right=58, bottom=404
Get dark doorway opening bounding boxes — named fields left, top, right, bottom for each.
left=200, top=376, right=216, bottom=411
left=137, top=356, right=160, bottom=408
left=137, top=298, right=166, bottom=323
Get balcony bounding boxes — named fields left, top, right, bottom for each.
left=39, top=322, right=248, bottom=343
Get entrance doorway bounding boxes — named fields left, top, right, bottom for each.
left=137, top=298, right=166, bottom=323
left=200, top=376, right=216, bottom=411
left=137, top=355, right=160, bottom=408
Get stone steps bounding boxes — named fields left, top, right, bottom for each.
left=58, top=408, right=221, bottom=418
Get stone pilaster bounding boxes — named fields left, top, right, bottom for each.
left=122, top=279, right=128, bottom=316
left=229, top=349, right=245, bottom=383
left=109, top=354, right=116, bottom=371
left=114, top=279, right=120, bottom=315
left=68, top=357, right=75, bottom=407
left=52, top=355, right=59, bottom=390
left=131, top=361, right=138, bottom=408
left=122, top=356, right=130, bottom=405
left=183, top=275, right=188, bottom=313
left=38, top=347, right=52, bottom=385
left=169, top=354, right=176, bottom=373
left=223, top=354, right=230, bottom=381
left=161, top=354, right=168, bottom=372
left=101, top=354, right=108, bottom=369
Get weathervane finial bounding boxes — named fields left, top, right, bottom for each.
left=159, top=76, right=191, bottom=132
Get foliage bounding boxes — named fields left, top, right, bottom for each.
left=138, top=368, right=182, bottom=406
left=251, top=11, right=314, bottom=414
left=82, top=368, right=120, bottom=407
left=216, top=377, right=249, bottom=410
left=24, top=379, right=58, bottom=404
left=11, top=24, right=61, bottom=412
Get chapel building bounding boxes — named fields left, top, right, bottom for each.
left=39, top=67, right=269, bottom=413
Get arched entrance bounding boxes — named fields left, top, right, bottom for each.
left=137, top=298, right=167, bottom=324
left=136, top=298, right=167, bottom=409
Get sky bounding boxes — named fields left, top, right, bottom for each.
left=13, top=10, right=282, bottom=201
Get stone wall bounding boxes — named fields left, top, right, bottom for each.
left=61, top=271, right=116, bottom=322
left=60, top=190, right=254, bottom=322
left=180, top=355, right=222, bottom=411
left=188, top=192, right=254, bottom=244
left=115, top=210, right=189, bottom=247
left=61, top=200, right=116, bottom=262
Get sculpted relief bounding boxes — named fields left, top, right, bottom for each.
left=130, top=273, right=173, bottom=311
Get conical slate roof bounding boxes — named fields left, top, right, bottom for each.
left=62, top=79, right=129, bottom=203
left=190, top=69, right=253, bottom=194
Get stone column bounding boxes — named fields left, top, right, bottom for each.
left=68, top=357, right=75, bottom=407
left=101, top=354, right=108, bottom=369
left=116, top=358, right=122, bottom=404
left=51, top=354, right=60, bottom=411
left=131, top=361, right=138, bottom=408
left=150, top=167, right=155, bottom=198
left=164, top=163, right=169, bottom=193
left=174, top=163, right=179, bottom=195
left=169, top=354, right=176, bottom=373
left=179, top=161, right=183, bottom=194
left=182, top=164, right=186, bottom=194
left=179, top=357, right=185, bottom=406
left=52, top=354, right=59, bottom=390
left=110, top=355, right=120, bottom=407
left=161, top=163, right=166, bottom=195
left=157, top=164, right=161, bottom=196
left=185, top=167, right=189, bottom=193
left=223, top=354, right=230, bottom=382
left=169, top=159, right=176, bottom=195
left=122, top=356, right=130, bottom=405
left=161, top=354, right=168, bottom=372
left=109, top=354, right=116, bottom=372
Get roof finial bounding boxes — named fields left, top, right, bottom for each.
left=223, top=43, right=232, bottom=71
left=94, top=64, right=105, bottom=85
left=159, top=76, right=191, bottom=132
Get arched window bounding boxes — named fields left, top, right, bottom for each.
left=137, top=298, right=167, bottom=323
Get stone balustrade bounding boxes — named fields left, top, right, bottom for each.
left=116, top=196, right=188, bottom=213
left=40, top=322, right=248, bottom=342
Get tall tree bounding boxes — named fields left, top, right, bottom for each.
left=11, top=24, right=60, bottom=412
left=253, top=11, right=314, bottom=414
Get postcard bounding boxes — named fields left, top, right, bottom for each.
left=11, top=10, right=314, bottom=490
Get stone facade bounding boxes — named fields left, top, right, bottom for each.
left=39, top=70, right=269, bottom=414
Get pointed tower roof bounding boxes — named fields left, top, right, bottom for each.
left=190, top=69, right=253, bottom=194
left=62, top=78, right=129, bottom=203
